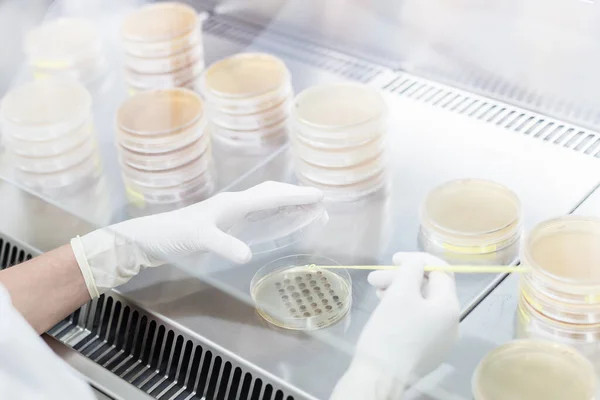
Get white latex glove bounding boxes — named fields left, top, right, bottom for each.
left=330, top=252, right=460, bottom=400
left=71, top=181, right=323, bottom=298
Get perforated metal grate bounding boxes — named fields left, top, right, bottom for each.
left=0, top=238, right=32, bottom=270
left=204, top=16, right=384, bottom=84
left=381, top=72, right=600, bottom=159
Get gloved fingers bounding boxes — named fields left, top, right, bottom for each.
left=375, top=288, right=385, bottom=299
left=235, top=181, right=324, bottom=215
left=367, top=270, right=396, bottom=290
left=383, top=261, right=426, bottom=299
left=201, top=227, right=252, bottom=264
left=425, top=270, right=459, bottom=305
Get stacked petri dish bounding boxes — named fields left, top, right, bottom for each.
left=290, top=83, right=389, bottom=201
left=24, top=18, right=107, bottom=85
left=472, top=339, right=596, bottom=400
left=116, top=88, right=214, bottom=205
left=0, top=79, right=100, bottom=193
left=419, top=179, right=522, bottom=265
left=121, top=2, right=204, bottom=94
left=202, top=53, right=292, bottom=152
left=517, top=216, right=600, bottom=369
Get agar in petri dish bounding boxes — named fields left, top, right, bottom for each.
left=251, top=255, right=351, bottom=330
left=117, top=88, right=203, bottom=136
left=472, top=339, right=596, bottom=400
left=203, top=53, right=289, bottom=99
left=0, top=79, right=91, bottom=139
left=121, top=2, right=198, bottom=43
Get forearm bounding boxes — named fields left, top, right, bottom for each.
left=0, top=244, right=90, bottom=334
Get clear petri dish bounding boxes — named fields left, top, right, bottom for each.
left=291, top=83, right=387, bottom=144
left=228, top=203, right=328, bottom=255
left=123, top=168, right=214, bottom=205
left=24, top=18, right=103, bottom=71
left=294, top=152, right=387, bottom=186
left=16, top=151, right=101, bottom=190
left=0, top=79, right=91, bottom=141
left=202, top=53, right=292, bottom=114
left=125, top=44, right=204, bottom=74
left=119, top=134, right=210, bottom=171
left=420, top=179, right=522, bottom=257
left=121, top=2, right=201, bottom=58
left=11, top=136, right=96, bottom=174
left=296, top=169, right=390, bottom=202
left=120, top=152, right=211, bottom=188
left=292, top=133, right=386, bottom=168
left=521, top=216, right=600, bottom=309
left=3, top=116, right=93, bottom=157
left=472, top=339, right=596, bottom=400
left=250, top=255, right=351, bottom=331
left=210, top=118, right=288, bottom=145
left=125, top=60, right=204, bottom=89
left=209, top=98, right=291, bottom=131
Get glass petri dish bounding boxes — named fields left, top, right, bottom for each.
left=209, top=98, right=291, bottom=131
left=120, top=152, right=211, bottom=188
left=125, top=44, right=204, bottom=74
left=202, top=53, right=292, bottom=114
left=294, top=152, right=387, bottom=186
left=210, top=119, right=288, bottom=145
left=228, top=203, right=328, bottom=255
left=117, top=121, right=205, bottom=155
left=119, top=134, right=210, bottom=171
left=521, top=216, right=600, bottom=308
left=0, top=79, right=91, bottom=141
left=472, top=339, right=596, bottom=400
left=420, top=179, right=522, bottom=257
left=16, top=152, right=101, bottom=190
left=3, top=116, right=93, bottom=157
left=251, top=255, right=351, bottom=331
left=291, top=83, right=387, bottom=144
left=292, top=133, right=386, bottom=168
left=24, top=18, right=103, bottom=71
left=125, top=60, right=204, bottom=89
left=121, top=2, right=201, bottom=58
left=11, top=136, right=96, bottom=174
left=296, top=169, right=390, bottom=202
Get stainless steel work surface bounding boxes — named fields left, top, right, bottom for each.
left=115, top=94, right=600, bottom=399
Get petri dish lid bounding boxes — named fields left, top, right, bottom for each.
left=24, top=18, right=103, bottom=68
left=227, top=203, right=329, bottom=255
left=121, top=2, right=198, bottom=43
left=203, top=53, right=290, bottom=99
left=472, top=339, right=596, bottom=400
left=117, top=88, right=203, bottom=135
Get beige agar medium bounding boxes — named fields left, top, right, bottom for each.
left=472, top=340, right=596, bottom=400
left=121, top=2, right=198, bottom=43
left=203, top=53, right=289, bottom=99
left=251, top=255, right=351, bottom=331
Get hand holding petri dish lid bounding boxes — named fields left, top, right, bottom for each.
left=472, top=340, right=596, bottom=400
left=419, top=179, right=522, bottom=265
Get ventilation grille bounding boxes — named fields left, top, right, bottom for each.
left=0, top=238, right=32, bottom=270
left=204, top=16, right=384, bottom=83
left=382, top=73, right=600, bottom=158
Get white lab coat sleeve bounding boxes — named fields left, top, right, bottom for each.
left=0, top=283, right=95, bottom=400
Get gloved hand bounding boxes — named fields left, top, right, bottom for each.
left=330, top=252, right=460, bottom=400
left=71, top=181, right=323, bottom=298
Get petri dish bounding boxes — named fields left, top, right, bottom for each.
left=120, top=152, right=211, bottom=188
left=121, top=2, right=201, bottom=58
left=292, top=133, right=386, bottom=168
left=297, top=169, right=390, bottom=202
left=294, top=152, right=387, bottom=186
left=420, top=179, right=522, bottom=257
left=202, top=53, right=291, bottom=114
left=117, top=121, right=205, bottom=155
left=119, top=134, right=210, bottom=171
left=16, top=152, right=101, bottom=190
left=117, top=88, right=203, bottom=136
left=24, top=18, right=103, bottom=70
left=125, top=44, right=204, bottom=74
left=210, top=118, right=288, bottom=145
left=228, top=203, right=328, bottom=255
left=209, top=98, right=291, bottom=131
left=472, top=339, right=596, bottom=400
left=125, top=60, right=205, bottom=89
left=250, top=254, right=351, bottom=330
left=0, top=79, right=91, bottom=140
left=291, top=83, right=387, bottom=144
left=11, top=136, right=96, bottom=174
left=3, top=116, right=93, bottom=157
